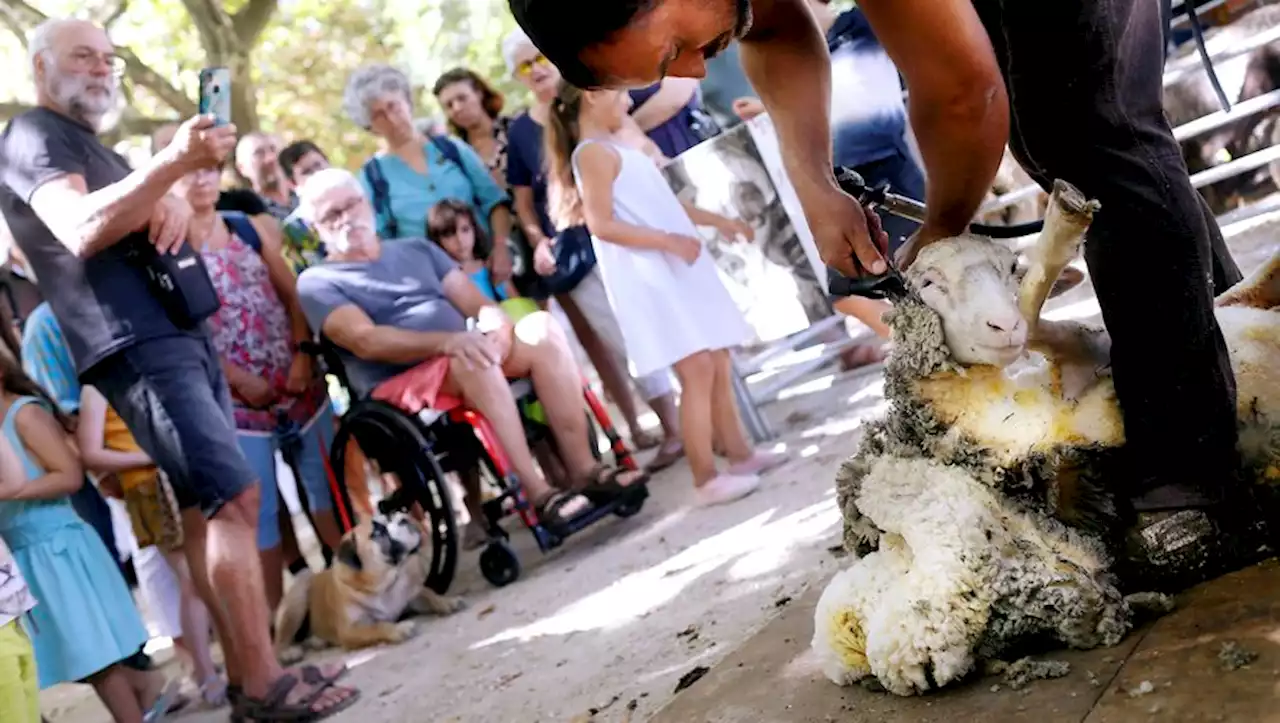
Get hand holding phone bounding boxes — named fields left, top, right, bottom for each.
left=198, top=67, right=232, bottom=126
left=166, top=115, right=237, bottom=172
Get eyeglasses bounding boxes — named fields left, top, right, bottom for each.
left=66, top=47, right=125, bottom=77
left=315, top=195, right=366, bottom=230
left=515, top=54, right=549, bottom=78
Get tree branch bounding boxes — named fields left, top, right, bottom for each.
left=178, top=0, right=234, bottom=58
left=232, top=0, right=277, bottom=46
left=104, top=0, right=130, bottom=29
left=0, top=0, right=195, bottom=116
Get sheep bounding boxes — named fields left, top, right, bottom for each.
left=814, top=179, right=1280, bottom=696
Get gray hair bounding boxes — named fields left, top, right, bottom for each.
left=296, top=167, right=366, bottom=223
left=28, top=17, right=85, bottom=66
left=343, top=64, right=413, bottom=129
left=501, top=28, right=535, bottom=75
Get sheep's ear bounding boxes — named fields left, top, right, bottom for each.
left=1017, top=180, right=1100, bottom=333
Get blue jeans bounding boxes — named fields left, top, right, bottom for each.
left=237, top=404, right=336, bottom=550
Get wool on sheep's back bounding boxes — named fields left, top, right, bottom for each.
left=912, top=353, right=1125, bottom=467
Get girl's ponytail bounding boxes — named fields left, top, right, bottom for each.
left=543, top=81, right=587, bottom=230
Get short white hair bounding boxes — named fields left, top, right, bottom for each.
left=28, top=17, right=88, bottom=66
left=343, top=64, right=413, bottom=130
left=501, top=28, right=536, bottom=75
left=297, top=167, right=366, bottom=223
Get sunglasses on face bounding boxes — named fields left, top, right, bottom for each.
left=515, top=54, right=549, bottom=78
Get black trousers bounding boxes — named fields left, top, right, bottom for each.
left=971, top=0, right=1243, bottom=506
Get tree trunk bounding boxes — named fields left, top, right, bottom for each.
left=181, top=0, right=279, bottom=134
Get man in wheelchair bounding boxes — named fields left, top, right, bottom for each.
left=293, top=168, right=648, bottom=533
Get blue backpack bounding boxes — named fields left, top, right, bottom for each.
left=361, top=135, right=476, bottom=239
left=221, top=211, right=263, bottom=253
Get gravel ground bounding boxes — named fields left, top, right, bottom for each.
left=38, top=216, right=1280, bottom=723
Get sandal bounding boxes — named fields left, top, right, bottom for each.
left=631, top=429, right=662, bottom=451
left=238, top=673, right=360, bottom=722
left=299, top=663, right=348, bottom=686
left=198, top=674, right=229, bottom=708
left=645, top=441, right=685, bottom=473
left=574, top=463, right=649, bottom=504
left=534, top=490, right=591, bottom=532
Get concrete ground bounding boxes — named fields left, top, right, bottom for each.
left=38, top=218, right=1279, bottom=723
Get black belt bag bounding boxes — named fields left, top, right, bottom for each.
left=129, top=241, right=221, bottom=329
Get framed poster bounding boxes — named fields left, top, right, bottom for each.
left=661, top=122, right=833, bottom=345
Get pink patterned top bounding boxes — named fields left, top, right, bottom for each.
left=202, top=219, right=327, bottom=432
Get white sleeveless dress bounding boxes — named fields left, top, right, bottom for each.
left=572, top=139, right=752, bottom=377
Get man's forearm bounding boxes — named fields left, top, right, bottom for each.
left=740, top=0, right=838, bottom=197
left=859, top=0, right=1009, bottom=236
left=631, top=78, right=700, bottom=131
left=69, top=150, right=190, bottom=257
left=351, top=326, right=457, bottom=365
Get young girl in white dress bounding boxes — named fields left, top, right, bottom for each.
left=544, top=81, right=790, bottom=506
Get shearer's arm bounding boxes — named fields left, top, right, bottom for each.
left=740, top=0, right=1009, bottom=254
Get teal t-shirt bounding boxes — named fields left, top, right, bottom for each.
left=359, top=138, right=509, bottom=241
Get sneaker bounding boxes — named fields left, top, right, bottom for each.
left=694, top=474, right=761, bottom=507
left=726, top=450, right=792, bottom=477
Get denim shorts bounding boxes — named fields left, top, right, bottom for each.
left=237, top=404, right=336, bottom=550
left=84, top=334, right=258, bottom=518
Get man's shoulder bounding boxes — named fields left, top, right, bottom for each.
left=3, top=108, right=82, bottom=151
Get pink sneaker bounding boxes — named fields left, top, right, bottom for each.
left=726, top=450, right=792, bottom=477
left=694, top=473, right=761, bottom=507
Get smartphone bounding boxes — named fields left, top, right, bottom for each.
left=198, top=67, right=232, bottom=126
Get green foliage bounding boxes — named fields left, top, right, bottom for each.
left=0, top=0, right=527, bottom=170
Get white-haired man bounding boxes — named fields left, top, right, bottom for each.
left=295, top=168, right=649, bottom=531
left=0, top=18, right=358, bottom=720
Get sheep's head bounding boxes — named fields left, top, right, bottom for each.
left=906, top=235, right=1027, bottom=368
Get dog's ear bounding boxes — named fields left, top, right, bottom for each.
left=335, top=536, right=363, bottom=571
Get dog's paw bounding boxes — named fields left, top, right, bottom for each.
left=278, top=645, right=306, bottom=666
left=302, top=637, right=331, bottom=652
left=433, top=595, right=466, bottom=615
left=391, top=620, right=420, bottom=643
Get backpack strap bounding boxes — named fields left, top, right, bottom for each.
left=221, top=211, right=263, bottom=254
left=362, top=156, right=399, bottom=239
left=428, top=135, right=488, bottom=211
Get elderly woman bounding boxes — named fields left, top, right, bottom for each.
left=343, top=64, right=515, bottom=283
left=433, top=67, right=512, bottom=189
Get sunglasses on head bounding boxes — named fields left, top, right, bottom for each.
left=516, top=54, right=549, bottom=77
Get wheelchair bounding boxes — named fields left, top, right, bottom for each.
left=312, top=340, right=648, bottom=593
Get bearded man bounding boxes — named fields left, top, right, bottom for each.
left=0, top=17, right=359, bottom=719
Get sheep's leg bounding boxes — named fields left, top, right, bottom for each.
left=1018, top=180, right=1102, bottom=333
left=1215, top=247, right=1280, bottom=310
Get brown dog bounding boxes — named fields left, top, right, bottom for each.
left=274, top=511, right=464, bottom=659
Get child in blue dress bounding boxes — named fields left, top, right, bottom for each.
left=0, top=353, right=171, bottom=722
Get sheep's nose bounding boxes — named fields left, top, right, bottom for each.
left=986, top=317, right=1018, bottom=333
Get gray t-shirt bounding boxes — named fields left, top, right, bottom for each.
left=0, top=108, right=191, bottom=372
left=297, top=238, right=466, bottom=395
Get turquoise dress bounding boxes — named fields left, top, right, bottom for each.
left=0, top=397, right=148, bottom=688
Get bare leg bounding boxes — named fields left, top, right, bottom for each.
left=160, top=549, right=219, bottom=691
left=259, top=545, right=285, bottom=613
left=308, top=511, right=343, bottom=552
left=556, top=292, right=651, bottom=443
left=88, top=664, right=144, bottom=723
left=344, top=439, right=375, bottom=518
left=181, top=511, right=239, bottom=686
left=673, top=352, right=718, bottom=486
left=708, top=350, right=755, bottom=465
left=445, top=358, right=562, bottom=505
left=647, top=392, right=682, bottom=443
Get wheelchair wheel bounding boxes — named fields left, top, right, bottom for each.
left=479, top=539, right=521, bottom=587
left=613, top=495, right=645, bottom=518
left=331, top=401, right=459, bottom=594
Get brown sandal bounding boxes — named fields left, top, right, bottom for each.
left=645, top=441, right=685, bottom=473
left=575, top=464, right=649, bottom=504
left=238, top=673, right=360, bottom=722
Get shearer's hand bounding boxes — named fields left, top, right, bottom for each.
left=800, top=183, right=890, bottom=279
